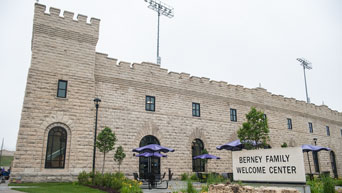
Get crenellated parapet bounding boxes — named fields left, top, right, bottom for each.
left=33, top=3, right=100, bottom=46
left=95, top=52, right=342, bottom=122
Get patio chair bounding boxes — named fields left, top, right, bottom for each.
left=133, top=172, right=146, bottom=184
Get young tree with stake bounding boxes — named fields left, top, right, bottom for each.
left=96, top=127, right=117, bottom=174
left=114, top=146, right=126, bottom=172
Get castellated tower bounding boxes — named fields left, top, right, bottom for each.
left=12, top=3, right=100, bottom=181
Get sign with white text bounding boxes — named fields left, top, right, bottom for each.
left=232, top=147, right=305, bottom=183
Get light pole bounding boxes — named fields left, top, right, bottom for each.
left=144, top=0, right=174, bottom=65
left=296, top=58, right=312, bottom=103
left=92, top=98, right=101, bottom=181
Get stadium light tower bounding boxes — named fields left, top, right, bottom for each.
left=144, top=0, right=174, bottom=65
left=297, top=58, right=312, bottom=103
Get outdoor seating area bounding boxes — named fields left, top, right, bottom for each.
left=129, top=139, right=339, bottom=191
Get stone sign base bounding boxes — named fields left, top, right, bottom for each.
left=209, top=184, right=300, bottom=193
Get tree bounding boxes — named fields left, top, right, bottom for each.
left=96, top=127, right=117, bottom=174
left=114, top=146, right=126, bottom=172
left=237, top=107, right=270, bottom=149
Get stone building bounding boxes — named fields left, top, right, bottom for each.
left=12, top=3, right=342, bottom=182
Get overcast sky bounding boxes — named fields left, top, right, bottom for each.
left=0, top=0, right=341, bottom=151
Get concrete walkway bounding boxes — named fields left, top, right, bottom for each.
left=141, top=181, right=205, bottom=193
left=0, top=180, right=23, bottom=193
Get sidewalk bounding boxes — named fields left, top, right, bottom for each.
left=0, top=180, right=22, bottom=193
left=142, top=181, right=205, bottom=193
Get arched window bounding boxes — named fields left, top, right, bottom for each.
left=139, top=135, right=160, bottom=179
left=192, top=138, right=205, bottom=172
left=45, top=127, right=67, bottom=168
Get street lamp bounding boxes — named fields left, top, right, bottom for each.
left=296, top=58, right=312, bottom=103
left=313, top=138, right=317, bottom=146
left=92, top=98, right=101, bottom=179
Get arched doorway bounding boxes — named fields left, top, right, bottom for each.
left=192, top=138, right=205, bottom=172
left=139, top=135, right=160, bottom=179
left=330, top=151, right=338, bottom=178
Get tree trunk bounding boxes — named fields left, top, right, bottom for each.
left=119, top=164, right=121, bottom=173
left=102, top=152, right=106, bottom=174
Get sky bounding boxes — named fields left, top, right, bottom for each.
left=0, top=0, right=341, bottom=151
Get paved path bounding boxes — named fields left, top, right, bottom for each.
left=0, top=180, right=23, bottom=193
left=142, top=181, right=205, bottom=193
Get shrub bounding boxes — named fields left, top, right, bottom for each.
left=181, top=173, right=189, bottom=181
left=186, top=180, right=197, bottom=193
left=190, top=173, right=199, bottom=181
left=77, top=171, right=142, bottom=193
left=307, top=178, right=323, bottom=193
left=78, top=171, right=90, bottom=185
left=110, top=177, right=123, bottom=190
left=322, top=176, right=335, bottom=193
left=335, top=179, right=342, bottom=186
left=201, top=184, right=209, bottom=192
left=120, top=179, right=142, bottom=193
left=206, top=173, right=225, bottom=185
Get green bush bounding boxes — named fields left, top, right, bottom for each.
left=201, top=184, right=209, bottom=192
left=335, top=179, right=342, bottom=186
left=186, top=180, right=197, bottom=193
left=77, top=171, right=142, bottom=192
left=93, top=172, right=103, bottom=187
left=77, top=171, right=90, bottom=185
left=120, top=179, right=142, bottom=193
left=181, top=173, right=189, bottom=181
left=206, top=173, right=225, bottom=185
left=322, top=176, right=335, bottom=193
left=307, top=178, right=323, bottom=193
left=190, top=173, right=199, bottom=181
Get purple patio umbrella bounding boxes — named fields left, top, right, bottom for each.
left=132, top=144, right=175, bottom=153
left=216, top=139, right=244, bottom=151
left=301, top=144, right=331, bottom=175
left=216, top=139, right=261, bottom=151
left=193, top=154, right=220, bottom=160
left=133, top=144, right=174, bottom=185
left=136, top=152, right=167, bottom=158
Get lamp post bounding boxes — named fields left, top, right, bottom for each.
left=92, top=98, right=101, bottom=180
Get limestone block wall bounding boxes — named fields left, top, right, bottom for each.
left=13, top=3, right=342, bottom=182
left=93, top=53, right=342, bottom=179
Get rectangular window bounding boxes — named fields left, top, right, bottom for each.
left=145, top=96, right=155, bottom=111
left=230, top=108, right=237, bottom=122
left=192, top=103, right=200, bottom=117
left=326, top=126, right=330, bottom=136
left=309, top=122, right=313, bottom=133
left=287, top=118, right=292, bottom=130
left=57, top=80, right=67, bottom=98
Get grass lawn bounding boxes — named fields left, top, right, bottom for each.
left=9, top=182, right=105, bottom=193
left=0, top=156, right=14, bottom=166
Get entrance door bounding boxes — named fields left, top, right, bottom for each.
left=330, top=151, right=338, bottom=178
left=192, top=138, right=205, bottom=172
left=139, top=135, right=160, bottom=179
